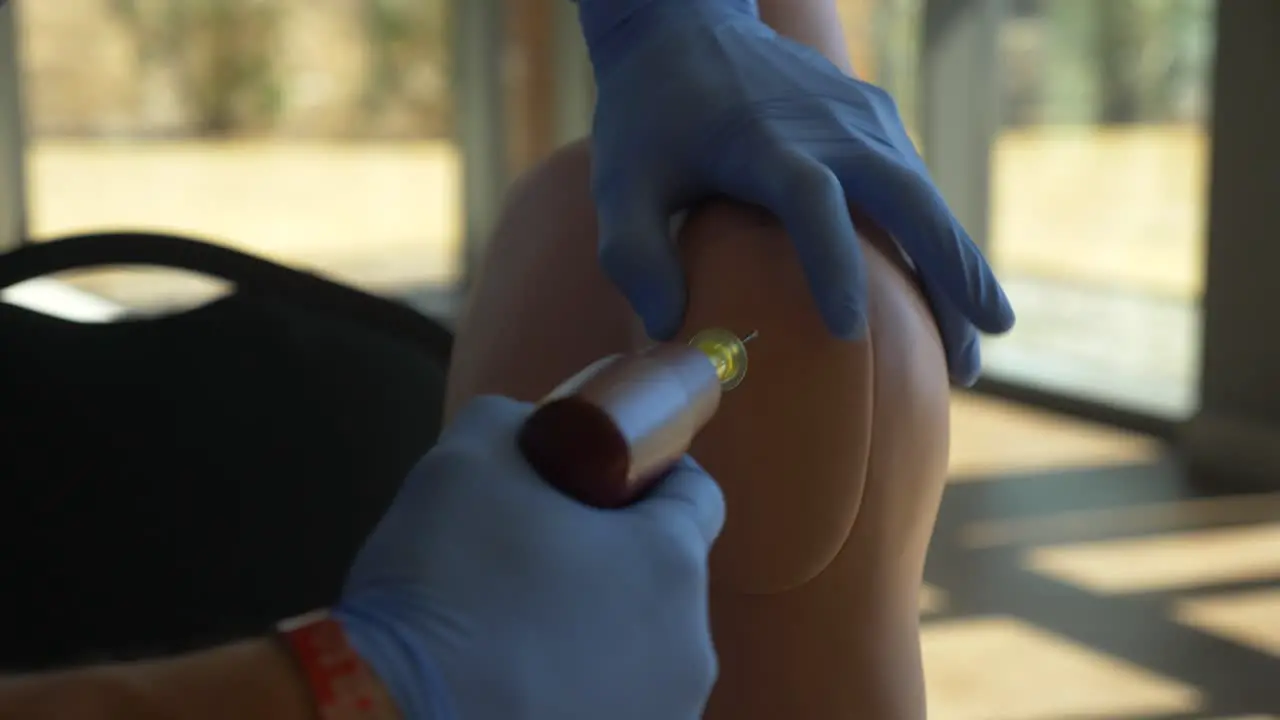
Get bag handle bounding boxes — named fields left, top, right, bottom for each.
left=0, top=231, right=454, bottom=359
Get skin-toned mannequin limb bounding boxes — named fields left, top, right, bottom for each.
left=444, top=3, right=949, bottom=718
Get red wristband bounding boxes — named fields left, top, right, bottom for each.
left=278, top=610, right=400, bottom=720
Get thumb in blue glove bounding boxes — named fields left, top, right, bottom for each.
left=579, top=0, right=1014, bottom=385
left=334, top=395, right=725, bottom=720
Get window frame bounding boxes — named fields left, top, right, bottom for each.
left=0, top=0, right=26, bottom=252
left=453, top=0, right=509, bottom=292
left=1179, top=0, right=1280, bottom=492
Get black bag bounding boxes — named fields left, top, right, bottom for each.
left=0, top=232, right=454, bottom=670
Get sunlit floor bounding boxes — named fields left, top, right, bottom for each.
left=934, top=394, right=1280, bottom=719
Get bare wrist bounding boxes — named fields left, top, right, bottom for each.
left=0, top=665, right=160, bottom=720
left=129, top=639, right=316, bottom=720
left=0, top=639, right=314, bottom=720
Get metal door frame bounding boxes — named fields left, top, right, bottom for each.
left=0, top=0, right=26, bottom=252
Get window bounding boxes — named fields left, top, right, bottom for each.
left=981, top=0, right=1215, bottom=418
left=17, top=0, right=462, bottom=314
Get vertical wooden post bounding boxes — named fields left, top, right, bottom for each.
left=0, top=0, right=27, bottom=250
left=1182, top=1, right=1280, bottom=491
left=503, top=0, right=556, bottom=178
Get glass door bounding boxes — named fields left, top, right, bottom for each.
left=980, top=0, right=1216, bottom=419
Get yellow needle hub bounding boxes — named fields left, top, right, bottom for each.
left=689, top=328, right=756, bottom=391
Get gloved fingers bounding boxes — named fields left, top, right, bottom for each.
left=434, top=394, right=589, bottom=507
left=394, top=394, right=537, bottom=510
left=829, top=151, right=1015, bottom=335
left=438, top=394, right=534, bottom=449
left=739, top=149, right=868, bottom=339
left=635, top=454, right=726, bottom=549
left=595, top=188, right=687, bottom=341
left=921, top=281, right=984, bottom=386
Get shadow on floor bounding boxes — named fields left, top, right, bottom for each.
left=924, top=454, right=1280, bottom=719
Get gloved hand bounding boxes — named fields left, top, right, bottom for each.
left=334, top=395, right=725, bottom=720
left=578, top=0, right=1015, bottom=385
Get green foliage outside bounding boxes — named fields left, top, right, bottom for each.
left=1035, top=0, right=1214, bottom=126
left=106, top=0, right=451, bottom=138
left=868, top=0, right=1214, bottom=130
left=101, top=0, right=1213, bottom=138
left=360, top=0, right=450, bottom=125
left=109, top=0, right=284, bottom=135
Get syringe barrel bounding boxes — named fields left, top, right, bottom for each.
left=517, top=343, right=723, bottom=509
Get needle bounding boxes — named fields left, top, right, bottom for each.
left=741, top=330, right=759, bottom=345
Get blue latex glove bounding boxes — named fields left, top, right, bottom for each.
left=334, top=395, right=725, bottom=720
left=578, top=0, right=1015, bottom=385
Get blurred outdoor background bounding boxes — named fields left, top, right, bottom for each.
left=20, top=0, right=462, bottom=301
left=10, top=1, right=1278, bottom=718
left=17, top=0, right=1215, bottom=416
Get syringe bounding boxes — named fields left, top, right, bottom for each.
left=518, top=328, right=755, bottom=509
